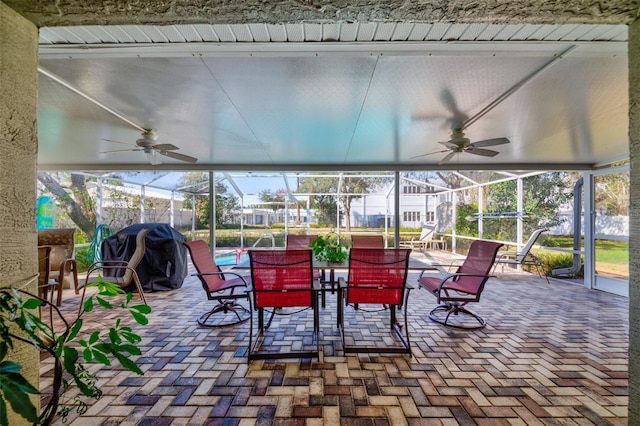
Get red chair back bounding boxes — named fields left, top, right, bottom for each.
left=286, top=234, right=318, bottom=248
left=183, top=240, right=225, bottom=292
left=453, top=240, right=504, bottom=295
left=249, top=249, right=314, bottom=308
left=346, top=248, right=411, bottom=305
left=351, top=235, right=384, bottom=248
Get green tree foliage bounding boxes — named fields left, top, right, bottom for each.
left=180, top=173, right=240, bottom=227
left=37, top=172, right=97, bottom=239
left=257, top=189, right=286, bottom=212
left=37, top=172, right=172, bottom=239
left=298, top=176, right=338, bottom=226
left=595, top=171, right=629, bottom=216
left=484, top=173, right=572, bottom=240
left=298, top=174, right=387, bottom=230
left=455, top=203, right=479, bottom=237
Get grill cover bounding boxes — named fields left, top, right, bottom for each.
left=102, top=223, right=188, bottom=292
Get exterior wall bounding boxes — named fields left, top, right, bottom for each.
left=350, top=188, right=442, bottom=228
left=628, top=18, right=639, bottom=423
left=5, top=0, right=636, bottom=27
left=0, top=2, right=39, bottom=424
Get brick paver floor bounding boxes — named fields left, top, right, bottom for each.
left=42, top=252, right=628, bottom=425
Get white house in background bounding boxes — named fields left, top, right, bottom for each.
left=349, top=180, right=449, bottom=228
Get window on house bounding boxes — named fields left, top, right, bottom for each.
left=403, top=211, right=421, bottom=222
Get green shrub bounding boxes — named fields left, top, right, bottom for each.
left=534, top=250, right=584, bottom=278
left=75, top=247, right=90, bottom=273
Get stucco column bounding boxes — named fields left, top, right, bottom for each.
left=0, top=1, right=39, bottom=424
left=629, top=18, right=640, bottom=423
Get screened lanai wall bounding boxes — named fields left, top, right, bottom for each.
left=56, top=167, right=629, bottom=296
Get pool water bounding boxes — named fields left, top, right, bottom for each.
left=215, top=252, right=249, bottom=266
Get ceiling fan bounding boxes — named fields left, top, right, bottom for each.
left=102, top=130, right=198, bottom=165
left=413, top=129, right=510, bottom=164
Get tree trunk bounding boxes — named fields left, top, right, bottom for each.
left=37, top=173, right=96, bottom=239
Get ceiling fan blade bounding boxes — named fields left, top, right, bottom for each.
left=100, top=148, right=142, bottom=154
left=439, top=151, right=457, bottom=165
left=470, top=137, right=510, bottom=148
left=152, top=143, right=179, bottom=151
left=102, top=138, right=131, bottom=146
left=158, top=150, right=198, bottom=163
left=464, top=146, right=500, bottom=157
left=411, top=149, right=449, bottom=159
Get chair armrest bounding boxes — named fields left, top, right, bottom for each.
left=496, top=251, right=518, bottom=261
left=437, top=272, right=495, bottom=291
left=337, top=276, right=347, bottom=289
left=192, top=271, right=250, bottom=290
left=86, top=260, right=126, bottom=275
left=57, top=258, right=78, bottom=276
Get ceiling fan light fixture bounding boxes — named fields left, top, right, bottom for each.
left=146, top=150, right=162, bottom=165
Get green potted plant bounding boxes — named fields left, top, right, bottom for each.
left=0, top=277, right=150, bottom=426
left=309, top=233, right=349, bottom=263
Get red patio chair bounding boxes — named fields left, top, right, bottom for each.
left=350, top=235, right=385, bottom=248
left=286, top=233, right=329, bottom=304
left=183, top=240, right=250, bottom=327
left=338, top=248, right=412, bottom=355
left=418, top=240, right=503, bottom=329
left=286, top=234, right=325, bottom=281
left=248, top=249, right=319, bottom=361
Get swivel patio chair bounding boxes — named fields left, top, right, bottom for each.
left=418, top=240, right=503, bottom=329
left=78, top=228, right=149, bottom=315
left=248, top=249, right=319, bottom=361
left=350, top=235, right=385, bottom=248
left=493, top=228, right=549, bottom=283
left=183, top=240, right=251, bottom=328
left=338, top=248, right=412, bottom=355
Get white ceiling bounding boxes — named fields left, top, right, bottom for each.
left=36, top=22, right=629, bottom=172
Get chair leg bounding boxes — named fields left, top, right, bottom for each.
left=198, top=298, right=250, bottom=327
left=531, top=255, right=550, bottom=284
left=71, top=263, right=79, bottom=295
left=130, top=272, right=147, bottom=305
left=340, top=289, right=412, bottom=355
left=429, top=302, right=486, bottom=330
left=78, top=283, right=87, bottom=317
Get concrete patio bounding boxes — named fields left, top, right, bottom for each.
left=42, top=253, right=628, bottom=425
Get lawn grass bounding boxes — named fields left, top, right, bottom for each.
left=545, top=235, right=628, bottom=278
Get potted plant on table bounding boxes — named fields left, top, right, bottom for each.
left=0, top=277, right=150, bottom=426
left=309, top=233, right=349, bottom=263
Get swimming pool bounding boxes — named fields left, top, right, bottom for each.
left=214, top=251, right=249, bottom=266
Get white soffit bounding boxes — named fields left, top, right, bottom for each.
left=39, top=23, right=627, bottom=45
